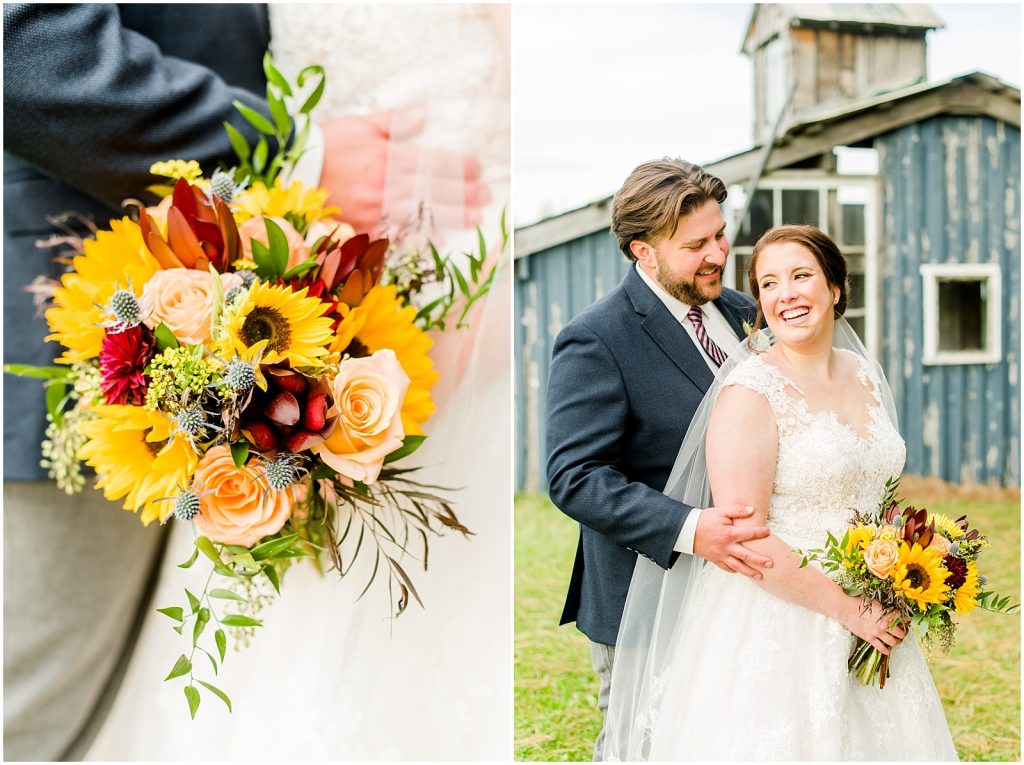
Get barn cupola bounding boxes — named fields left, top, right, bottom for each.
left=742, top=4, right=944, bottom=145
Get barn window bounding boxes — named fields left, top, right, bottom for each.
left=920, top=264, right=1002, bottom=365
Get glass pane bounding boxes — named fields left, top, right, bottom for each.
left=937, top=279, right=986, bottom=352
left=781, top=189, right=819, bottom=226
left=845, top=314, right=866, bottom=342
left=842, top=204, right=865, bottom=246
left=734, top=189, right=773, bottom=247
left=731, top=252, right=754, bottom=295
left=847, top=272, right=866, bottom=310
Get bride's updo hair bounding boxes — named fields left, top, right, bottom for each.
left=747, top=224, right=849, bottom=332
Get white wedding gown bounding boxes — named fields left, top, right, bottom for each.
left=85, top=5, right=510, bottom=760
left=615, top=353, right=958, bottom=761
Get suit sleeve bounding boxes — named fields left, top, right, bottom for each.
left=546, top=321, right=692, bottom=569
left=2, top=4, right=270, bottom=210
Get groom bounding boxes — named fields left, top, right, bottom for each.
left=546, top=158, right=770, bottom=760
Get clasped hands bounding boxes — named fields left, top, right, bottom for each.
left=320, top=107, right=489, bottom=237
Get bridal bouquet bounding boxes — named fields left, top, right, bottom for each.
left=6, top=55, right=498, bottom=718
left=798, top=477, right=1018, bottom=689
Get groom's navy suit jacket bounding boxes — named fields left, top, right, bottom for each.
left=546, top=266, right=756, bottom=645
left=3, top=4, right=271, bottom=479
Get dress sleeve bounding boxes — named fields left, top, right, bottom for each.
left=721, top=356, right=803, bottom=434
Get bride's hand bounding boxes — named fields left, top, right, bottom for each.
left=841, top=598, right=907, bottom=654
left=320, top=108, right=488, bottom=236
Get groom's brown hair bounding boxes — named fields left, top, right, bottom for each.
left=611, top=158, right=727, bottom=260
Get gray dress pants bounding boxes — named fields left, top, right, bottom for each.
left=3, top=481, right=167, bottom=761
left=589, top=640, right=616, bottom=762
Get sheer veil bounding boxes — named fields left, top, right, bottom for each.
left=602, top=317, right=898, bottom=761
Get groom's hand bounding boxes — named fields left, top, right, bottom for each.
left=320, top=107, right=488, bottom=236
left=692, top=504, right=772, bottom=579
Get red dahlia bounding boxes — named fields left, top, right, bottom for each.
left=99, top=324, right=156, bottom=405
left=943, top=554, right=968, bottom=590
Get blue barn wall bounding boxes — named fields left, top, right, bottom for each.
left=515, top=229, right=631, bottom=492
left=876, top=115, right=1020, bottom=486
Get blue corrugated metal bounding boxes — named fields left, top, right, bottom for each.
left=876, top=114, right=1020, bottom=486
left=514, top=229, right=629, bottom=492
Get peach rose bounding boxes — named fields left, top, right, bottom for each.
left=305, top=219, right=356, bottom=251
left=192, top=445, right=292, bottom=547
left=863, top=539, right=900, bottom=579
left=141, top=268, right=242, bottom=345
left=929, top=533, right=952, bottom=555
left=238, top=216, right=311, bottom=271
left=311, top=349, right=410, bottom=484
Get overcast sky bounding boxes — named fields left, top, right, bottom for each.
left=512, top=3, right=1022, bottom=226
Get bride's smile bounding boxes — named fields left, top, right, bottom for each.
left=755, top=240, right=841, bottom=346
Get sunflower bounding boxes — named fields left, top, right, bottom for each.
left=928, top=512, right=964, bottom=541
left=891, top=543, right=951, bottom=609
left=45, top=218, right=161, bottom=364
left=219, top=282, right=333, bottom=368
left=233, top=179, right=339, bottom=229
left=332, top=283, right=438, bottom=435
left=77, top=405, right=197, bottom=525
left=952, top=561, right=981, bottom=615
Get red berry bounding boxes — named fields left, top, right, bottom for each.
left=266, top=391, right=300, bottom=426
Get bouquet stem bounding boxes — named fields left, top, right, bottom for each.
left=848, top=638, right=891, bottom=688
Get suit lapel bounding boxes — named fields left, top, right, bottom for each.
left=623, top=269, right=716, bottom=393
left=714, top=291, right=757, bottom=341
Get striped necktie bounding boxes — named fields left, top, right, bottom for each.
left=687, top=305, right=728, bottom=367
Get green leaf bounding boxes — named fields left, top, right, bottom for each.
left=249, top=533, right=300, bottom=561
left=263, top=218, right=290, bottom=277
left=262, top=51, right=293, bottom=97
left=2, top=364, right=71, bottom=380
left=165, top=654, right=192, bottom=681
left=196, top=536, right=223, bottom=566
left=452, top=263, right=471, bottom=298
left=198, top=679, right=233, bottom=713
left=215, top=628, right=227, bottom=662
left=282, top=259, right=319, bottom=281
left=224, top=121, right=251, bottom=163
left=230, top=441, right=250, bottom=470
left=233, top=100, right=276, bottom=135
left=178, top=545, right=199, bottom=569
left=198, top=646, right=218, bottom=675
left=251, top=238, right=273, bottom=278
left=209, top=588, right=245, bottom=602
left=384, top=435, right=427, bottom=464
left=184, top=685, right=201, bottom=719
left=45, top=380, right=68, bottom=427
left=297, top=65, right=326, bottom=113
left=221, top=614, right=263, bottom=628
left=252, top=136, right=269, bottom=175
left=268, top=90, right=291, bottom=137
left=309, top=463, right=338, bottom=481
left=154, top=322, right=180, bottom=351
left=157, top=606, right=184, bottom=622
left=229, top=552, right=259, bottom=573
left=192, top=607, right=211, bottom=647
left=185, top=589, right=201, bottom=614
left=262, top=564, right=281, bottom=595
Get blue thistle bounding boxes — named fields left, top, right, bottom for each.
left=173, top=491, right=202, bottom=522
left=224, top=358, right=257, bottom=392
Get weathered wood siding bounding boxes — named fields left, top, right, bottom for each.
left=515, top=230, right=630, bottom=492
left=876, top=115, right=1020, bottom=486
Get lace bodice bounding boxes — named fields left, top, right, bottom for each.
left=722, top=351, right=906, bottom=546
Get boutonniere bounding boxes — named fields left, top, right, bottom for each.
left=741, top=320, right=755, bottom=337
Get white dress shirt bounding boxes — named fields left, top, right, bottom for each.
left=635, top=263, right=741, bottom=556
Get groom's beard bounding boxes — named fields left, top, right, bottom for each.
left=655, top=259, right=723, bottom=306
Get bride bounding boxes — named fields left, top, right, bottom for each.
left=85, top=5, right=510, bottom=760
left=603, top=225, right=957, bottom=761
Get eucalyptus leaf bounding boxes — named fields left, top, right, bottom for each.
left=268, top=91, right=291, bottom=137
left=229, top=552, right=259, bottom=572
left=178, top=546, right=200, bottom=569
left=154, top=323, right=180, bottom=351
left=224, top=121, right=251, bottom=163
left=262, top=51, right=293, bottom=97
left=184, top=685, right=201, bottom=719
left=221, top=614, right=263, bottom=628
left=230, top=441, right=250, bottom=470
left=199, top=646, right=218, bottom=675
left=209, top=588, right=245, bottom=602
left=165, top=654, right=192, bottom=681
left=215, top=628, right=227, bottom=662
left=185, top=589, right=201, bottom=614
left=262, top=564, right=281, bottom=595
left=252, top=137, right=269, bottom=175
left=297, top=65, right=326, bottom=113
left=233, top=100, right=275, bottom=135
left=249, top=533, right=300, bottom=561
left=157, top=606, right=184, bottom=622
left=2, top=364, right=71, bottom=380
left=196, top=537, right=223, bottom=567
left=198, top=679, right=233, bottom=713
left=192, top=607, right=211, bottom=647
left=383, top=435, right=427, bottom=464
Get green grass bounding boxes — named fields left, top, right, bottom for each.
left=515, top=491, right=1020, bottom=761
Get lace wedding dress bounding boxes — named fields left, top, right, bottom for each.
left=85, top=5, right=510, bottom=760
left=614, top=352, right=958, bottom=761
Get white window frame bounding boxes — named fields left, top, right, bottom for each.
left=920, top=263, right=1002, bottom=366
left=724, top=173, right=880, bottom=359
